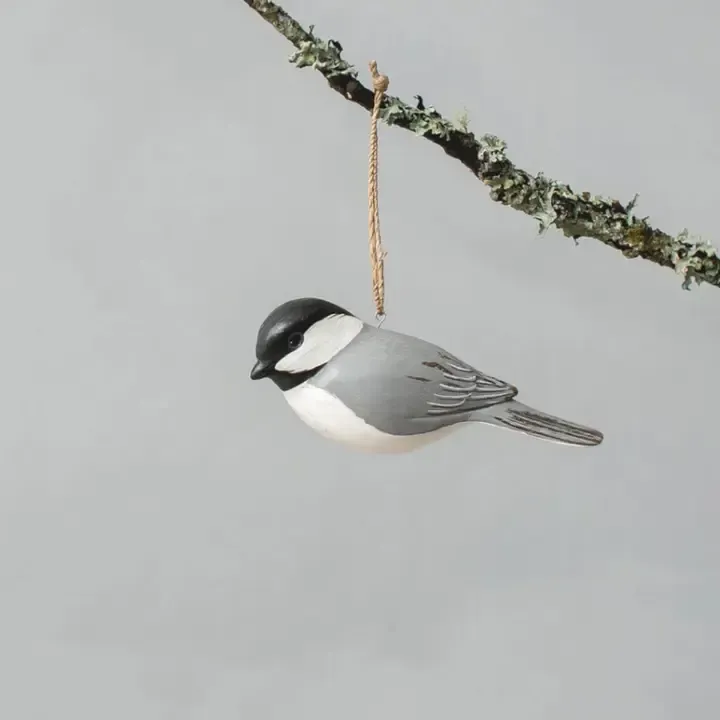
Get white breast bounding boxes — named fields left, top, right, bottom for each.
left=282, top=383, right=459, bottom=454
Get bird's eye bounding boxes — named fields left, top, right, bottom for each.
left=287, top=332, right=304, bottom=350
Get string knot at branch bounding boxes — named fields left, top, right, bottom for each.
left=369, top=60, right=389, bottom=95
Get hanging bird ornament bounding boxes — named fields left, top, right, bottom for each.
left=249, top=64, right=603, bottom=453
left=250, top=297, right=603, bottom=453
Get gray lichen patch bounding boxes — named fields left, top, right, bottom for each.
left=246, top=0, right=312, bottom=47
left=289, top=36, right=357, bottom=78
left=380, top=98, right=454, bottom=139
left=664, top=229, right=719, bottom=288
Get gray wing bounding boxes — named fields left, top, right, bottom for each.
left=313, top=325, right=518, bottom=436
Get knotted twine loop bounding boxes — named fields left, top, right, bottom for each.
left=368, top=61, right=389, bottom=323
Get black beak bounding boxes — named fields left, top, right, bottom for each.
left=250, top=359, right=273, bottom=380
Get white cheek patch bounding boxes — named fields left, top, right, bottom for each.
left=275, top=314, right=364, bottom=373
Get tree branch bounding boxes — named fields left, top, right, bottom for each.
left=243, top=0, right=720, bottom=290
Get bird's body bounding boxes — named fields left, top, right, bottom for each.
left=250, top=298, right=603, bottom=453
left=282, top=381, right=461, bottom=453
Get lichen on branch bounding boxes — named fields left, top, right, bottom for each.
left=243, top=0, right=720, bottom=290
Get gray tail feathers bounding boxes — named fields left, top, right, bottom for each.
left=477, top=400, right=604, bottom=447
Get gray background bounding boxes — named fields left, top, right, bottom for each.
left=1, top=0, right=718, bottom=717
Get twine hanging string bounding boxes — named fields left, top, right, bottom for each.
left=368, top=61, right=389, bottom=322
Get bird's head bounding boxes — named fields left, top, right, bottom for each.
left=250, top=297, right=364, bottom=390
